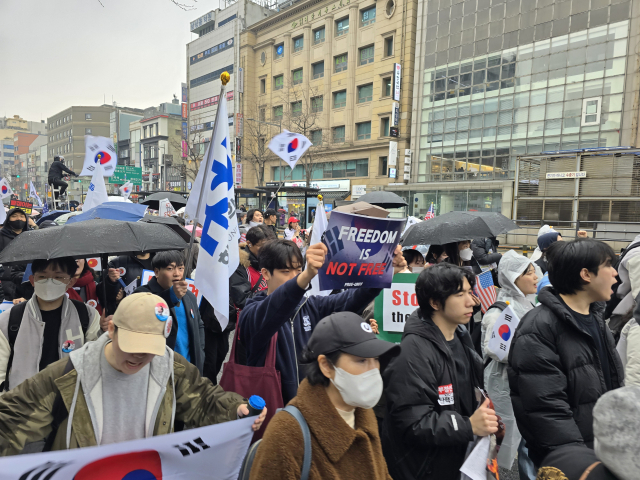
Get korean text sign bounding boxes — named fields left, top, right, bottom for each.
left=318, top=211, right=405, bottom=290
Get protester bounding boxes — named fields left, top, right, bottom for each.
left=425, top=244, right=447, bottom=265
left=443, top=239, right=482, bottom=274
left=0, top=293, right=266, bottom=454
left=606, top=234, right=640, bottom=340
left=508, top=239, right=624, bottom=467
left=537, top=386, right=640, bottom=480
left=471, top=237, right=502, bottom=267
left=617, top=299, right=640, bottom=386
left=535, top=231, right=562, bottom=274
left=240, top=240, right=407, bottom=404
left=402, top=249, right=425, bottom=271
left=0, top=257, right=101, bottom=391
left=263, top=208, right=278, bottom=237
left=382, top=263, right=498, bottom=480
left=481, top=250, right=538, bottom=478
left=249, top=312, right=399, bottom=480
left=47, top=155, right=78, bottom=199
left=134, top=251, right=205, bottom=374
left=66, top=259, right=107, bottom=315
left=283, top=217, right=301, bottom=243
left=530, top=225, right=555, bottom=262
left=0, top=207, right=30, bottom=301
left=246, top=209, right=263, bottom=227
left=238, top=211, right=249, bottom=242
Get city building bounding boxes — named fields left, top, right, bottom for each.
left=397, top=0, right=638, bottom=220
left=239, top=0, right=418, bottom=213
left=0, top=115, right=47, bottom=174
left=13, top=134, right=47, bottom=199
left=110, top=107, right=144, bottom=166
left=186, top=0, right=276, bottom=160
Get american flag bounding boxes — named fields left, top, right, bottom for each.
left=474, top=270, right=497, bottom=314
left=424, top=203, right=435, bottom=220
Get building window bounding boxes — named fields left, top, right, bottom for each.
left=259, top=108, right=266, bottom=122
left=275, top=43, right=284, bottom=59
left=143, top=126, right=148, bottom=138
left=357, top=122, right=371, bottom=140
left=313, top=27, right=325, bottom=44
left=359, top=46, right=374, bottom=65
left=336, top=17, right=349, bottom=37
left=333, top=90, right=347, bottom=109
left=311, top=129, right=323, bottom=145
left=332, top=126, right=345, bottom=143
left=384, top=36, right=394, bottom=57
left=85, top=128, right=92, bottom=134
left=312, top=61, right=324, bottom=79
left=85, top=114, right=91, bottom=120
left=582, top=97, right=602, bottom=126
left=381, top=117, right=390, bottom=136
left=274, top=75, right=284, bottom=90
left=311, top=96, right=323, bottom=112
left=357, top=84, right=373, bottom=103
left=291, top=101, right=302, bottom=117
left=293, top=36, right=304, bottom=53
left=292, top=68, right=303, bottom=85
left=361, top=6, right=376, bottom=27
left=273, top=159, right=367, bottom=180
left=379, top=156, right=388, bottom=175
left=273, top=105, right=283, bottom=120
left=335, top=54, right=348, bottom=73
left=383, top=76, right=392, bottom=97
left=260, top=78, right=266, bottom=94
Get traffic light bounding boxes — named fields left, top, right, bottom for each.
left=15, top=174, right=19, bottom=179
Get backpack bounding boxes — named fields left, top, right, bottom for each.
left=604, top=242, right=640, bottom=320
left=238, top=405, right=312, bottom=480
left=483, top=301, right=509, bottom=369
left=1, top=299, right=90, bottom=392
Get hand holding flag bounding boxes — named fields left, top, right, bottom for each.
left=487, top=304, right=520, bottom=361
left=474, top=270, right=497, bottom=314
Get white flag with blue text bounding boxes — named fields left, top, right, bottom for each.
left=30, top=181, right=43, bottom=206
left=186, top=92, right=239, bottom=330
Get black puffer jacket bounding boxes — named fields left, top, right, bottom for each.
left=47, top=159, right=76, bottom=180
left=0, top=208, right=30, bottom=300
left=507, top=287, right=624, bottom=466
left=382, top=310, right=483, bottom=480
left=471, top=238, right=502, bottom=266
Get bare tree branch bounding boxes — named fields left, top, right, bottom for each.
left=170, top=0, right=198, bottom=10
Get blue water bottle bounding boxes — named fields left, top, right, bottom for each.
left=247, top=395, right=266, bottom=417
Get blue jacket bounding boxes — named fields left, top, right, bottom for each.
left=240, top=276, right=381, bottom=404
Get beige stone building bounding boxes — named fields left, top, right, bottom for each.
left=239, top=0, right=418, bottom=199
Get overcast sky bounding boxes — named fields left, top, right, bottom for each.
left=0, top=0, right=220, bottom=122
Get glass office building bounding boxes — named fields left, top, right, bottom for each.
left=401, top=0, right=636, bottom=217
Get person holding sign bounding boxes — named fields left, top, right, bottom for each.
left=480, top=250, right=538, bottom=477
left=508, top=239, right=623, bottom=469
left=381, top=263, right=498, bottom=480
left=240, top=240, right=407, bottom=405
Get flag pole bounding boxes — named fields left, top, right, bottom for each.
left=184, top=72, right=230, bottom=279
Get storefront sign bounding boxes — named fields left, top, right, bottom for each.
left=236, top=113, right=243, bottom=137
left=235, top=163, right=242, bottom=186
left=545, top=171, right=586, bottom=179
left=285, top=180, right=350, bottom=191
left=181, top=82, right=187, bottom=103
left=291, top=0, right=351, bottom=29
left=190, top=91, right=234, bottom=112
left=391, top=102, right=399, bottom=127
left=389, top=141, right=398, bottom=166
left=352, top=185, right=366, bottom=198
left=238, top=67, right=244, bottom=93
left=393, top=63, right=402, bottom=101
left=189, top=37, right=234, bottom=65
left=181, top=103, right=187, bottom=120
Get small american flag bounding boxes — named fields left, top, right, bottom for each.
left=474, top=270, right=497, bottom=314
left=424, top=203, right=435, bottom=220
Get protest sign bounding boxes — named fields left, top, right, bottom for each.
left=142, top=269, right=202, bottom=304
left=318, top=211, right=405, bottom=290
left=9, top=199, right=33, bottom=215
left=373, top=273, right=418, bottom=343
left=487, top=304, right=520, bottom=361
left=0, top=417, right=254, bottom=480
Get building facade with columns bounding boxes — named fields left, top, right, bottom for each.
left=238, top=0, right=418, bottom=204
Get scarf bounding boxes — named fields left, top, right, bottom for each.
left=67, top=269, right=102, bottom=314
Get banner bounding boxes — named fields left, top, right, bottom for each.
left=306, top=201, right=331, bottom=298
left=487, top=305, right=520, bottom=361
left=318, top=211, right=405, bottom=290
left=159, top=198, right=177, bottom=217
left=141, top=269, right=202, bottom=304
left=371, top=273, right=418, bottom=343
left=268, top=130, right=312, bottom=170
left=80, top=136, right=118, bottom=177
left=0, top=417, right=254, bottom=480
left=9, top=199, right=33, bottom=215
left=82, top=164, right=109, bottom=211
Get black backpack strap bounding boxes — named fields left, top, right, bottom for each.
left=248, top=274, right=264, bottom=297
left=237, top=439, right=262, bottom=480
left=43, top=358, right=75, bottom=452
left=283, top=405, right=312, bottom=480
left=1, top=301, right=29, bottom=392
left=483, top=301, right=509, bottom=369
left=69, top=299, right=90, bottom=335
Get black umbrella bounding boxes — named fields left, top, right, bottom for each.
left=401, top=211, right=519, bottom=246
left=139, top=215, right=192, bottom=242
left=140, top=192, right=188, bottom=210
left=356, top=191, right=408, bottom=209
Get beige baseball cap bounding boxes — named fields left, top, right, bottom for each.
left=113, top=292, right=172, bottom=356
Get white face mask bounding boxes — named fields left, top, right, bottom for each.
left=330, top=366, right=383, bottom=409
left=459, top=247, right=473, bottom=262
left=34, top=278, right=68, bottom=301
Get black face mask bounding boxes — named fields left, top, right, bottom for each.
left=8, top=220, right=26, bottom=231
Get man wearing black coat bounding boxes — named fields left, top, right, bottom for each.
left=508, top=239, right=624, bottom=467
left=0, top=207, right=30, bottom=300
left=103, top=252, right=155, bottom=313
left=382, top=263, right=498, bottom=480
left=47, top=156, right=77, bottom=197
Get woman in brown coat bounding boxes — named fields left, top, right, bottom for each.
left=249, top=311, right=400, bottom=480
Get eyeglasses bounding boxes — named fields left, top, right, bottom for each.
left=34, top=274, right=71, bottom=283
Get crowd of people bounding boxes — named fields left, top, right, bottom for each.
left=0, top=202, right=638, bottom=480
